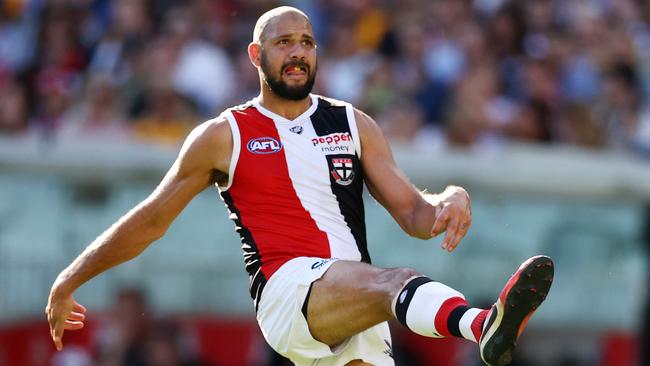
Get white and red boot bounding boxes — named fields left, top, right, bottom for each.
left=479, top=255, right=555, bottom=366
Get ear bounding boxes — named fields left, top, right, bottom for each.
left=248, top=42, right=262, bottom=68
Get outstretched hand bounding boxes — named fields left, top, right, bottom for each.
left=45, top=291, right=87, bottom=351
left=431, top=187, right=472, bottom=252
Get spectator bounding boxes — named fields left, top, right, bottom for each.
left=0, top=78, right=29, bottom=135
left=58, top=75, right=129, bottom=142
left=131, top=80, right=197, bottom=145
left=319, top=18, right=377, bottom=104
left=0, top=0, right=649, bottom=157
left=167, top=5, right=237, bottom=116
left=94, top=287, right=153, bottom=366
left=94, top=287, right=204, bottom=366
left=593, top=62, right=642, bottom=150
left=144, top=320, right=203, bottom=366
left=0, top=0, right=39, bottom=73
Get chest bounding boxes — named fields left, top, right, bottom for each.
left=233, top=116, right=360, bottom=194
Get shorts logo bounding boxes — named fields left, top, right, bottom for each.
left=330, top=158, right=354, bottom=186
left=247, top=137, right=282, bottom=154
left=311, top=258, right=335, bottom=270
left=384, top=340, right=393, bottom=358
left=399, top=290, right=408, bottom=304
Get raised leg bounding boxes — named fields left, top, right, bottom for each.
left=304, top=255, right=554, bottom=366
left=305, top=260, right=419, bottom=346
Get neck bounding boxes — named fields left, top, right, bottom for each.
left=258, top=84, right=312, bottom=120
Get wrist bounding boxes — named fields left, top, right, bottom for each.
left=50, top=275, right=75, bottom=300
left=441, top=185, right=465, bottom=199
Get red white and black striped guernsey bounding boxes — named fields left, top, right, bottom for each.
left=217, top=94, right=369, bottom=310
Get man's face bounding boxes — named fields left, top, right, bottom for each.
left=257, top=15, right=317, bottom=100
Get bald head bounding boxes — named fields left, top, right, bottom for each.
left=253, top=6, right=311, bottom=43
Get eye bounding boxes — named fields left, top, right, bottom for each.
left=302, top=39, right=315, bottom=47
left=277, top=39, right=289, bottom=45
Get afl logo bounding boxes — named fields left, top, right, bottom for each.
left=247, top=137, right=282, bottom=154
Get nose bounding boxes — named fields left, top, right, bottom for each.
left=288, top=43, right=306, bottom=60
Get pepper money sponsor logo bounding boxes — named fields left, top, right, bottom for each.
left=312, top=132, right=353, bottom=153
left=247, top=137, right=283, bottom=154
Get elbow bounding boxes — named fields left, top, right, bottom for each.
left=400, top=211, right=431, bottom=240
left=128, top=221, right=167, bottom=254
left=145, top=211, right=172, bottom=242
left=406, top=226, right=432, bottom=240
left=401, top=199, right=434, bottom=240
left=148, top=224, right=168, bottom=242
left=410, top=231, right=432, bottom=241
left=125, top=225, right=166, bottom=260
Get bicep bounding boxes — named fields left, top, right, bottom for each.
left=142, top=120, right=230, bottom=230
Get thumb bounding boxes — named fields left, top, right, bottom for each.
left=431, top=207, right=448, bottom=236
left=53, top=320, right=64, bottom=351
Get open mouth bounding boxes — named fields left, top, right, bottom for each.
left=283, top=64, right=308, bottom=76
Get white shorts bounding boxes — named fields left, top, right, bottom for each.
left=256, top=257, right=395, bottom=366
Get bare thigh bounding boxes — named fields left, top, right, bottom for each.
left=305, top=260, right=420, bottom=346
left=345, top=360, right=372, bottom=366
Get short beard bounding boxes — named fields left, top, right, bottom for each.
left=260, top=50, right=316, bottom=101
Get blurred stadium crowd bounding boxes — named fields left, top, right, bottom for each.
left=1, top=0, right=650, bottom=154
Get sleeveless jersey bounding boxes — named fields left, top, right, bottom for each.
left=217, top=94, right=369, bottom=309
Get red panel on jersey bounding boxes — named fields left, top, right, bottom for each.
left=227, top=107, right=331, bottom=279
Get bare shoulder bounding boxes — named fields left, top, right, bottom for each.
left=352, top=107, right=385, bottom=149
left=178, top=115, right=232, bottom=176
left=188, top=115, right=231, bottom=145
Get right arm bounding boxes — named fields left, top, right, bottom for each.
left=355, top=109, right=472, bottom=248
left=46, top=117, right=232, bottom=350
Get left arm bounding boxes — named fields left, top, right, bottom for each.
left=355, top=109, right=472, bottom=251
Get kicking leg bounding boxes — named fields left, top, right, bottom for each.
left=304, top=260, right=414, bottom=345
left=304, top=260, right=486, bottom=345
left=305, top=256, right=554, bottom=366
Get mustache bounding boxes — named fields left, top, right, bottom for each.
left=282, top=60, right=310, bottom=73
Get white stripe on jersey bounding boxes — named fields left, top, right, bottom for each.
left=220, top=110, right=241, bottom=191
left=344, top=103, right=362, bottom=158
left=250, top=94, right=363, bottom=261
left=274, top=119, right=361, bottom=261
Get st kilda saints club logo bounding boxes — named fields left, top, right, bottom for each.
left=330, top=157, right=355, bottom=186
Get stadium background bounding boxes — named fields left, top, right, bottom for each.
left=1, top=0, right=649, bottom=365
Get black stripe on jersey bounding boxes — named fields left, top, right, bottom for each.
left=220, top=190, right=266, bottom=311
left=311, top=98, right=370, bottom=263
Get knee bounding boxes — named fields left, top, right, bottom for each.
left=371, top=267, right=422, bottom=309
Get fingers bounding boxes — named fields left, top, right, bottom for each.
left=64, top=320, right=85, bottom=330
left=448, top=221, right=465, bottom=251
left=48, top=313, right=86, bottom=350
left=73, top=301, right=87, bottom=314
left=441, top=218, right=459, bottom=252
left=52, top=318, right=64, bottom=351
left=46, top=297, right=88, bottom=352
left=68, top=311, right=85, bottom=322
